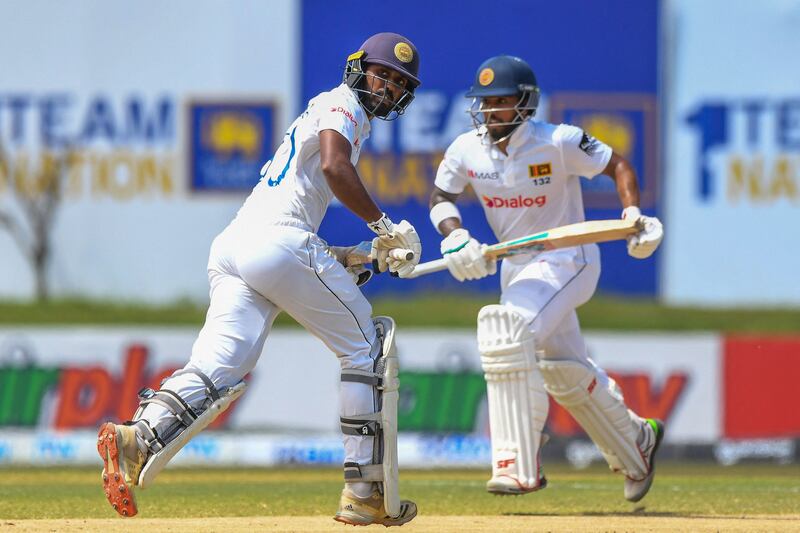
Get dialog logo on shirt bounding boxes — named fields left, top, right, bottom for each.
left=330, top=106, right=358, bottom=127
left=482, top=194, right=547, bottom=208
left=467, top=169, right=500, bottom=180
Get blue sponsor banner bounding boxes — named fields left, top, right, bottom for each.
left=36, top=435, right=78, bottom=461
left=274, top=440, right=346, bottom=465
left=550, top=93, right=660, bottom=294
left=550, top=94, right=658, bottom=210
left=302, top=0, right=660, bottom=296
left=188, top=100, right=276, bottom=191
left=0, top=440, right=10, bottom=462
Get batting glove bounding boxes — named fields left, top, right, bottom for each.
left=440, top=228, right=496, bottom=282
left=368, top=214, right=422, bottom=276
left=622, top=206, right=663, bottom=259
left=327, top=244, right=374, bottom=287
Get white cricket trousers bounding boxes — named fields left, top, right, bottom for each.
left=500, top=244, right=600, bottom=364
left=139, top=221, right=379, bottom=467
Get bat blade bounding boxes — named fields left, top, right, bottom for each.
left=483, top=218, right=640, bottom=260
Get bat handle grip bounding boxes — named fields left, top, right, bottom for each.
left=388, top=248, right=414, bottom=261
left=403, top=258, right=448, bottom=279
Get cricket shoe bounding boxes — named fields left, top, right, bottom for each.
left=97, top=422, right=146, bottom=517
left=333, top=487, right=417, bottom=527
left=486, top=434, right=549, bottom=495
left=624, top=418, right=665, bottom=502
left=486, top=469, right=547, bottom=495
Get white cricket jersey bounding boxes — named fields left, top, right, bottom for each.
left=435, top=120, right=612, bottom=244
left=233, top=83, right=371, bottom=233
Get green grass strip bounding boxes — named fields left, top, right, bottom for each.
left=0, top=295, right=798, bottom=332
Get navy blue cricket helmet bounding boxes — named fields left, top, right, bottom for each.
left=466, top=55, right=539, bottom=98
left=466, top=55, right=540, bottom=140
left=343, top=32, right=420, bottom=121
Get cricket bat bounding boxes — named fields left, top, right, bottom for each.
left=404, top=218, right=640, bottom=279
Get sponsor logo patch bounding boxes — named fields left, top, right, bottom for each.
left=394, top=42, right=414, bottom=63
left=579, top=131, right=601, bottom=156
left=467, top=168, right=500, bottom=180
left=482, top=194, right=547, bottom=208
left=528, top=162, right=552, bottom=177
left=330, top=106, right=358, bottom=127
left=479, top=68, right=495, bottom=86
left=497, top=458, right=516, bottom=469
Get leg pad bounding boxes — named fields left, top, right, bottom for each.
left=539, top=359, right=647, bottom=479
left=478, top=305, right=548, bottom=493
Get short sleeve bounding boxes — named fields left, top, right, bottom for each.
left=434, top=140, right=469, bottom=194
left=555, top=124, right=613, bottom=179
left=317, top=97, right=360, bottom=147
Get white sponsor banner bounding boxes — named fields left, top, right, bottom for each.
left=4, top=429, right=792, bottom=468
left=586, top=333, right=721, bottom=443
left=0, top=0, right=297, bottom=302
left=663, top=0, right=800, bottom=305
left=0, top=327, right=720, bottom=445
left=0, top=430, right=492, bottom=468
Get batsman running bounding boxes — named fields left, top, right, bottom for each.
left=97, top=32, right=422, bottom=526
left=428, top=55, right=665, bottom=502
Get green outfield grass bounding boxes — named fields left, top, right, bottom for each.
left=0, top=464, right=798, bottom=519
left=0, top=295, right=799, bottom=332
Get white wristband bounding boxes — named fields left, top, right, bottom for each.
left=622, top=206, right=642, bottom=220
left=367, top=213, right=394, bottom=236
left=429, top=201, right=461, bottom=234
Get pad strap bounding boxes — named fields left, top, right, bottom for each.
left=129, top=419, right=165, bottom=455
left=340, top=413, right=380, bottom=436
left=171, top=367, right=221, bottom=402
left=341, top=368, right=383, bottom=387
left=138, top=388, right=198, bottom=427
left=132, top=368, right=222, bottom=455
left=343, top=461, right=384, bottom=482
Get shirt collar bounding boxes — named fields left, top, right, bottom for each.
left=507, top=119, right=534, bottom=151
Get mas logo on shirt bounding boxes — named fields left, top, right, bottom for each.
left=188, top=99, right=277, bottom=191
left=467, top=168, right=500, bottom=180
left=528, top=163, right=552, bottom=177
left=482, top=194, right=547, bottom=208
left=579, top=131, right=601, bottom=156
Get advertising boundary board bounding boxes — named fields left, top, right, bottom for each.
left=2, top=327, right=798, bottom=456
left=0, top=431, right=796, bottom=468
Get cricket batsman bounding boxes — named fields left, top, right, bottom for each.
left=97, top=32, right=423, bottom=526
left=428, top=55, right=665, bottom=502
